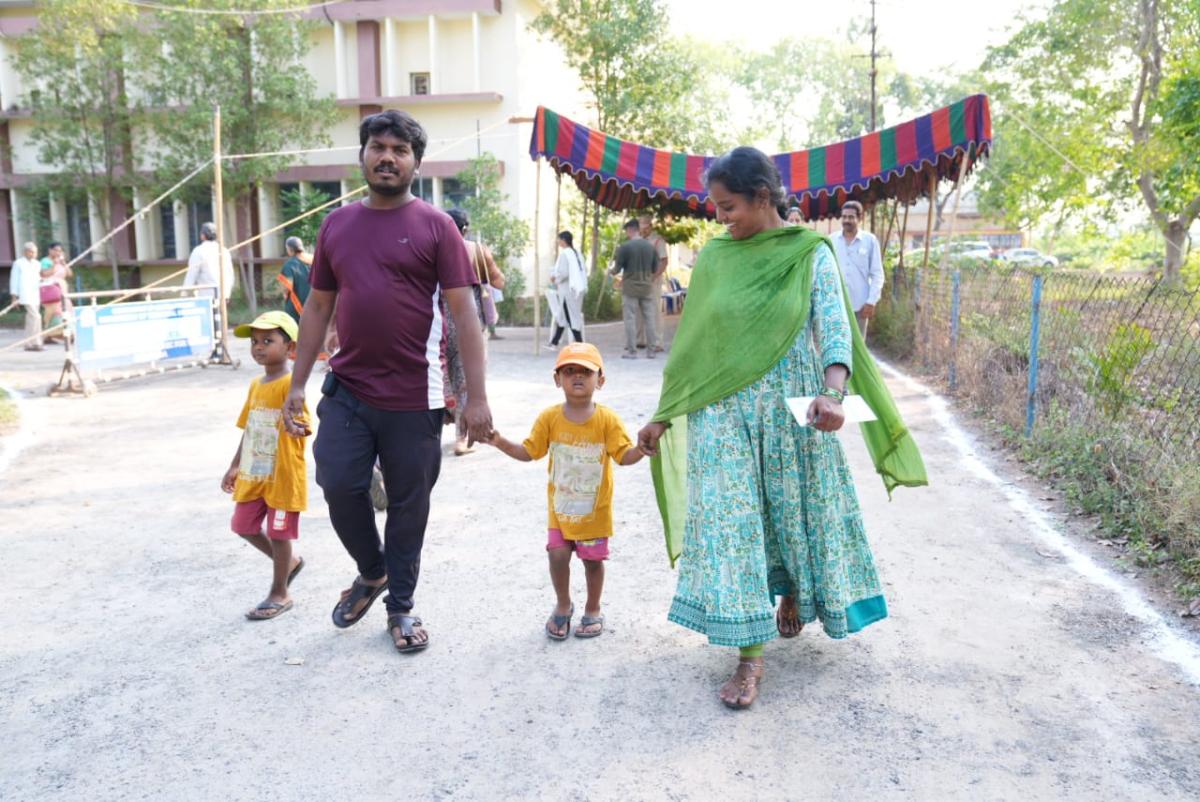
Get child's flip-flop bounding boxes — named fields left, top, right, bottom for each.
left=287, top=556, right=305, bottom=588
left=546, top=604, right=574, bottom=640
left=245, top=599, right=293, bottom=621
left=574, top=614, right=604, bottom=638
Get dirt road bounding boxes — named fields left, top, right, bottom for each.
left=2, top=322, right=1199, bottom=801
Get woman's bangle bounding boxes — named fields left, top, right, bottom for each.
left=819, top=386, right=846, bottom=404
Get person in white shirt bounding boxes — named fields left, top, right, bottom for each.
left=183, top=222, right=235, bottom=301
left=548, top=230, right=587, bottom=346
left=9, top=241, right=43, bottom=351
left=831, top=200, right=884, bottom=335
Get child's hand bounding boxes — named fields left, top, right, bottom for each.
left=286, top=411, right=313, bottom=438
left=484, top=429, right=501, bottom=446
left=221, top=465, right=238, bottom=493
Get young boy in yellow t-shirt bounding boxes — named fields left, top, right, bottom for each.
left=487, top=343, right=644, bottom=639
left=220, top=311, right=311, bottom=621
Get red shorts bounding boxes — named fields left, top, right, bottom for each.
left=546, top=528, right=609, bottom=561
left=231, top=498, right=299, bottom=541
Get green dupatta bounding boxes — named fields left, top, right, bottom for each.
left=649, top=225, right=928, bottom=566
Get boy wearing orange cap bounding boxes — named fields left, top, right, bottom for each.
left=487, top=343, right=644, bottom=639
left=221, top=311, right=311, bottom=621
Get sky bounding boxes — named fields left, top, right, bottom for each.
left=664, top=0, right=1047, bottom=77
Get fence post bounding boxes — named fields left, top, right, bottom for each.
left=949, top=270, right=961, bottom=391
left=1025, top=274, right=1043, bottom=436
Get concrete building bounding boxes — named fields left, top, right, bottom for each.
left=0, top=0, right=581, bottom=286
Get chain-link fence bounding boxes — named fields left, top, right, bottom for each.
left=876, top=263, right=1200, bottom=567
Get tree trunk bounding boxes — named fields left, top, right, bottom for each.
left=109, top=249, right=121, bottom=291
left=226, top=201, right=256, bottom=315
left=1163, top=219, right=1186, bottom=285
left=590, top=201, right=601, bottom=277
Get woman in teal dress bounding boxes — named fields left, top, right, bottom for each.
left=638, top=147, right=926, bottom=709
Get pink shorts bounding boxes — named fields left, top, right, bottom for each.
left=546, top=528, right=609, bottom=561
left=231, top=498, right=299, bottom=541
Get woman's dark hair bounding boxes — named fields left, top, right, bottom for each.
left=359, top=110, right=427, bottom=162
left=703, top=146, right=787, bottom=218
left=447, top=208, right=469, bottom=233
left=558, top=230, right=574, bottom=249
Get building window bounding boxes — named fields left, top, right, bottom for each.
left=410, top=72, right=430, bottom=95
left=441, top=178, right=469, bottom=209
left=187, top=199, right=214, bottom=248
left=160, top=203, right=176, bottom=259
left=413, top=174, right=434, bottom=203
left=311, top=181, right=341, bottom=203
left=65, top=199, right=91, bottom=258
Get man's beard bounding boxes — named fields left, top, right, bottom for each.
left=365, top=175, right=411, bottom=196
left=363, top=164, right=412, bottom=197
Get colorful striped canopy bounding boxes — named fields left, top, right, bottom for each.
left=529, top=95, right=992, bottom=220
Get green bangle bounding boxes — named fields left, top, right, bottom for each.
left=819, top=387, right=846, bottom=404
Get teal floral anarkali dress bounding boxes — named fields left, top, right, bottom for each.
left=666, top=246, right=888, bottom=646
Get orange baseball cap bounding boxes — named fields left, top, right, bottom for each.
left=555, top=342, right=603, bottom=373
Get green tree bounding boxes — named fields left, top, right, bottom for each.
left=981, top=0, right=1200, bottom=282
left=454, top=155, right=531, bottom=323
left=279, top=186, right=334, bottom=251
left=133, top=0, right=338, bottom=311
left=12, top=0, right=143, bottom=288
left=530, top=0, right=734, bottom=273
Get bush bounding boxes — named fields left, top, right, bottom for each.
left=496, top=264, right=528, bottom=325
left=585, top=268, right=622, bottom=322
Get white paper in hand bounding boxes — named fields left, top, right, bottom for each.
left=785, top=395, right=878, bottom=427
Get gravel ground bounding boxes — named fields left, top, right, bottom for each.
left=2, top=319, right=1199, bottom=801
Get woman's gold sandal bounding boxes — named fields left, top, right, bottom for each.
left=721, top=658, right=765, bottom=710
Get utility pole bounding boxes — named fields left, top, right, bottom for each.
left=869, top=0, right=878, bottom=132
left=868, top=0, right=879, bottom=232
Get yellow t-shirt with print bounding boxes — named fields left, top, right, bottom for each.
left=522, top=403, right=634, bottom=541
left=233, top=374, right=308, bottom=512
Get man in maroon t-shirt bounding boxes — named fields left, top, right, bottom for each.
left=282, top=110, right=492, bottom=654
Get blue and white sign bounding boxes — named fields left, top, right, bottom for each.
left=74, top=297, right=215, bottom=371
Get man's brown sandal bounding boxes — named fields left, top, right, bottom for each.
left=721, top=659, right=765, bottom=710
left=331, top=577, right=388, bottom=628
left=388, top=614, right=429, bottom=654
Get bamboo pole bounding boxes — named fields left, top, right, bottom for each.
left=212, top=105, right=232, bottom=363
left=554, top=171, right=562, bottom=243
left=533, top=158, right=542, bottom=354
left=936, top=154, right=971, bottom=271
left=898, top=202, right=910, bottom=272
left=922, top=168, right=937, bottom=268
left=881, top=199, right=898, bottom=252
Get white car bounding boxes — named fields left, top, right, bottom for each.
left=947, top=240, right=994, bottom=262
left=1001, top=248, right=1059, bottom=268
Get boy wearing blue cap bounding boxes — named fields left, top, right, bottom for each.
left=221, top=311, right=311, bottom=620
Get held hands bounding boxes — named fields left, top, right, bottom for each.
left=806, top=396, right=845, bottom=432
left=462, top=398, right=494, bottom=447
left=637, top=422, right=669, bottom=457
left=221, top=465, right=238, bottom=494
left=282, top=388, right=311, bottom=438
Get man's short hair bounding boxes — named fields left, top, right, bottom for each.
left=284, top=236, right=304, bottom=255
left=200, top=222, right=217, bottom=241
left=841, top=200, right=864, bottom=217
left=47, top=241, right=62, bottom=250
left=624, top=219, right=640, bottom=232
left=359, top=110, right=427, bottom=162
left=22, top=241, right=36, bottom=253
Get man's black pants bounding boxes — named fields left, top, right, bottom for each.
left=314, top=381, right=442, bottom=614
